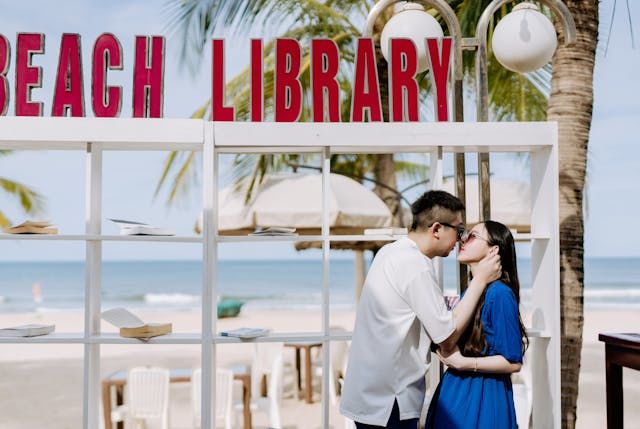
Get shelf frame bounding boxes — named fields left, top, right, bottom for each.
left=0, top=118, right=560, bottom=429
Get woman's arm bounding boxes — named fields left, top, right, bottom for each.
left=437, top=347, right=522, bottom=374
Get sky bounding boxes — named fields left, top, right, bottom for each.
left=0, top=0, right=638, bottom=260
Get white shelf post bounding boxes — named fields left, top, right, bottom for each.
left=530, top=143, right=561, bottom=428
left=83, top=142, right=102, bottom=429
left=203, top=124, right=216, bottom=429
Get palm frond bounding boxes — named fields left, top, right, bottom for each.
left=0, top=210, right=9, bottom=228
left=0, top=177, right=45, bottom=214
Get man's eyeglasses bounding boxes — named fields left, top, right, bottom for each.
left=461, top=230, right=492, bottom=245
left=440, top=222, right=466, bottom=241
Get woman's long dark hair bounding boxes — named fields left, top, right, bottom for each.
left=458, top=220, right=529, bottom=357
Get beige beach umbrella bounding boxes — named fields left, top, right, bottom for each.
left=442, top=177, right=531, bottom=233
left=197, top=173, right=393, bottom=236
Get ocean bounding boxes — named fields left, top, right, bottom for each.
left=0, top=258, right=637, bottom=312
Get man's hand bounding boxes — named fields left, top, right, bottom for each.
left=436, top=346, right=470, bottom=371
left=472, top=248, right=502, bottom=285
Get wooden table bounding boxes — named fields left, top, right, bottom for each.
left=102, top=367, right=251, bottom=429
left=285, top=341, right=322, bottom=404
left=599, top=333, right=640, bottom=428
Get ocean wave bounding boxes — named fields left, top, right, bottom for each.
left=144, top=293, right=200, bottom=305
left=584, top=289, right=640, bottom=298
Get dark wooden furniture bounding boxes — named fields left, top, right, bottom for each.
left=598, top=333, right=640, bottom=428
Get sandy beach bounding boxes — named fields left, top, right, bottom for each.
left=0, top=307, right=638, bottom=429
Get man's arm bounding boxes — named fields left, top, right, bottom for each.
left=437, top=250, right=501, bottom=352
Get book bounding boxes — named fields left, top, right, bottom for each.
left=3, top=220, right=58, bottom=235
left=363, top=227, right=408, bottom=236
left=101, top=307, right=172, bottom=339
left=249, top=226, right=298, bottom=236
left=108, top=218, right=175, bottom=236
left=0, top=323, right=55, bottom=337
left=220, top=327, right=270, bottom=339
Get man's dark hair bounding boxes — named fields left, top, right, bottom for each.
left=409, top=190, right=464, bottom=232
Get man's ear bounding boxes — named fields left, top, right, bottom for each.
left=431, top=222, right=441, bottom=238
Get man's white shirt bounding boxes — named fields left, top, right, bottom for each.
left=340, top=237, right=455, bottom=426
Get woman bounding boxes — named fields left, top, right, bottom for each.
left=425, top=220, right=528, bottom=428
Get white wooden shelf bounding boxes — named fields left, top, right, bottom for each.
left=0, top=118, right=560, bottom=429
left=214, top=332, right=340, bottom=344
left=526, top=328, right=551, bottom=339
left=0, top=234, right=202, bottom=243
left=216, top=235, right=324, bottom=243
left=0, top=333, right=85, bottom=344
left=90, top=333, right=202, bottom=344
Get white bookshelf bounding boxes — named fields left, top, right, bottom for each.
left=0, top=118, right=560, bottom=429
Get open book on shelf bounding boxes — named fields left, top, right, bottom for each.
left=3, top=220, right=58, bottom=235
left=108, top=218, right=175, bottom=236
left=102, top=307, right=172, bottom=339
left=220, top=327, right=270, bottom=339
left=249, top=227, right=298, bottom=236
left=0, top=323, right=55, bottom=337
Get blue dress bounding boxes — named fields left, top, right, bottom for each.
left=425, top=281, right=523, bottom=429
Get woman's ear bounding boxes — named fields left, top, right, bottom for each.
left=490, top=245, right=499, bottom=255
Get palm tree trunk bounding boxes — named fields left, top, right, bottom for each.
left=547, top=2, right=598, bottom=428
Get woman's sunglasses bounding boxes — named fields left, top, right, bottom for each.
left=461, top=230, right=492, bottom=245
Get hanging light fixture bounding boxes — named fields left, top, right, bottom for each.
left=491, top=2, right=558, bottom=73
left=380, top=2, right=444, bottom=73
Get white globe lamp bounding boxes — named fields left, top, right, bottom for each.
left=380, top=2, right=444, bottom=73
left=491, top=2, right=558, bottom=73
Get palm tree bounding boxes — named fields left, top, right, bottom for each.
left=547, top=2, right=598, bottom=427
left=158, top=0, right=546, bottom=226
left=0, top=150, right=44, bottom=227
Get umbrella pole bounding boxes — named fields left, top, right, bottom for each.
left=354, top=250, right=366, bottom=301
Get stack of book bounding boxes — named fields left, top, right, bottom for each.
left=109, top=219, right=175, bottom=236
left=3, top=220, right=58, bottom=235
left=249, top=227, right=298, bottom=236
left=220, top=327, right=270, bottom=339
left=0, top=323, right=55, bottom=337
left=102, top=307, right=172, bottom=339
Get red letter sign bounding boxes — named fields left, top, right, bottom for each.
left=211, top=39, right=234, bottom=121
left=389, top=39, right=418, bottom=122
left=133, top=36, right=164, bottom=118
left=311, top=39, right=340, bottom=122
left=274, top=39, right=302, bottom=122
left=92, top=33, right=123, bottom=118
left=52, top=34, right=85, bottom=117
left=15, top=33, right=44, bottom=116
left=351, top=38, right=382, bottom=122
left=250, top=39, right=263, bottom=122
left=427, top=38, right=452, bottom=122
left=0, top=35, right=9, bottom=116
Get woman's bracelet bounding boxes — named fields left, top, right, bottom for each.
left=474, top=357, right=478, bottom=372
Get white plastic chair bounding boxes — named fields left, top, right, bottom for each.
left=235, top=343, right=283, bottom=428
left=111, top=366, right=170, bottom=429
left=312, top=332, right=350, bottom=405
left=191, top=367, right=234, bottom=429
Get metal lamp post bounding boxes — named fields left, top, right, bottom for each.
left=363, top=0, right=576, bottom=291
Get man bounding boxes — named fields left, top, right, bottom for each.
left=340, top=190, right=501, bottom=428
